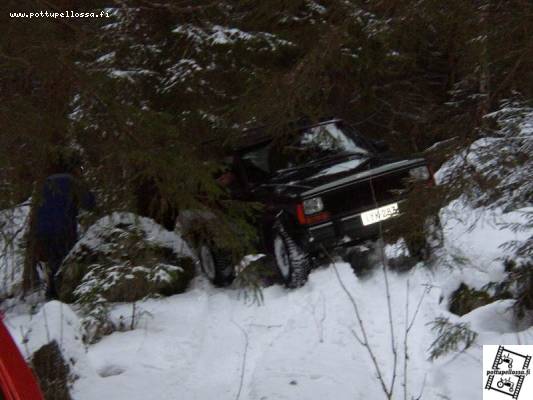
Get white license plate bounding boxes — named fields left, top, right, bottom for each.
left=361, top=203, right=400, bottom=226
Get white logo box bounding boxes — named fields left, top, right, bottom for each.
left=483, top=345, right=532, bottom=400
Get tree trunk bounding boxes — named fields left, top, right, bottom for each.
left=22, top=197, right=40, bottom=294
left=477, top=1, right=491, bottom=123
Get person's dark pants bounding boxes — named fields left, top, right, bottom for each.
left=35, top=234, right=76, bottom=299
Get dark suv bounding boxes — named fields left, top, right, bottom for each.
left=186, top=119, right=436, bottom=288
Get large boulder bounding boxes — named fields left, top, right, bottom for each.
left=58, top=212, right=195, bottom=304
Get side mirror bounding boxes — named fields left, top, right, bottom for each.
left=373, top=139, right=389, bottom=153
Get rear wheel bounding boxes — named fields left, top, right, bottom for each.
left=198, top=242, right=235, bottom=286
left=405, top=235, right=428, bottom=260
left=272, top=222, right=311, bottom=288
left=344, top=241, right=378, bottom=277
left=405, top=215, right=443, bottom=261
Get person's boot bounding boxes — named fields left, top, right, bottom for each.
left=45, top=270, right=59, bottom=300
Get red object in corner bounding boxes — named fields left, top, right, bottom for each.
left=0, top=312, right=44, bottom=400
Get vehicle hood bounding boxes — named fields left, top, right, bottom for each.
left=254, top=153, right=426, bottom=198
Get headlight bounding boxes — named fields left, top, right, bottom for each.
left=409, top=166, right=430, bottom=181
left=303, top=197, right=324, bottom=215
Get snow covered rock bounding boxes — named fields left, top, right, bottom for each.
left=448, top=283, right=494, bottom=316
left=58, top=212, right=195, bottom=303
left=19, top=301, right=96, bottom=399
left=23, top=301, right=91, bottom=370
left=32, top=341, right=73, bottom=400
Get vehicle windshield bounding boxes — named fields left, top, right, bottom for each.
left=240, top=122, right=371, bottom=182
left=299, top=123, right=369, bottom=156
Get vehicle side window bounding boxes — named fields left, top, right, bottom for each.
left=0, top=386, right=5, bottom=400
left=241, top=145, right=270, bottom=173
left=343, top=124, right=377, bottom=153
left=240, top=144, right=271, bottom=183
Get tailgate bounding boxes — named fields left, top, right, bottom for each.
left=318, top=168, right=412, bottom=218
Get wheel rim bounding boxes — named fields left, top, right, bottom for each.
left=199, top=245, right=216, bottom=280
left=274, top=235, right=290, bottom=280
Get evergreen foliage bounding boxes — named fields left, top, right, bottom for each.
left=428, top=316, right=478, bottom=360
left=498, top=258, right=533, bottom=320
left=1, top=1, right=531, bottom=291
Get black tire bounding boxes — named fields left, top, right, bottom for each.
left=344, top=241, right=379, bottom=277
left=272, top=221, right=311, bottom=288
left=405, top=215, right=443, bottom=261
left=198, top=242, right=235, bottom=287
left=404, top=234, right=428, bottom=261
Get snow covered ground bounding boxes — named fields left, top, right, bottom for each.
left=3, top=198, right=532, bottom=400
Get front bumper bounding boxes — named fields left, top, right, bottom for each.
left=302, top=200, right=407, bottom=253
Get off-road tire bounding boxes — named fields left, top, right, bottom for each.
left=272, top=221, right=311, bottom=288
left=405, top=235, right=428, bottom=261
left=198, top=242, right=235, bottom=287
left=405, top=215, right=443, bottom=261
left=344, top=241, right=379, bottom=278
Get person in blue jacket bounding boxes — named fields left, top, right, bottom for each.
left=33, top=158, right=95, bottom=299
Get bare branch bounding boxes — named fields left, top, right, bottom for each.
left=327, top=250, right=392, bottom=399
left=408, top=284, right=430, bottom=333
left=369, top=177, right=398, bottom=398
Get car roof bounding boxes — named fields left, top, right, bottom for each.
left=232, top=118, right=344, bottom=152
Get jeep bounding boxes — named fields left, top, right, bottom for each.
left=185, top=119, right=437, bottom=288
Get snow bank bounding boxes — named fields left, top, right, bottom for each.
left=68, top=264, right=443, bottom=400
left=5, top=255, right=531, bottom=400
left=6, top=301, right=97, bottom=383
left=436, top=198, right=531, bottom=301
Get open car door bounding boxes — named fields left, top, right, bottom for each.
left=0, top=313, right=44, bottom=400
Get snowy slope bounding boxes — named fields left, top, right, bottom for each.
left=2, top=189, right=532, bottom=400
left=4, top=198, right=531, bottom=400
left=70, top=264, right=436, bottom=400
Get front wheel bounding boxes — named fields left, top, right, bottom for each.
left=272, top=222, right=311, bottom=288
left=198, top=242, right=235, bottom=287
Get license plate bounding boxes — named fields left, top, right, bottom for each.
left=361, top=203, right=399, bottom=226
